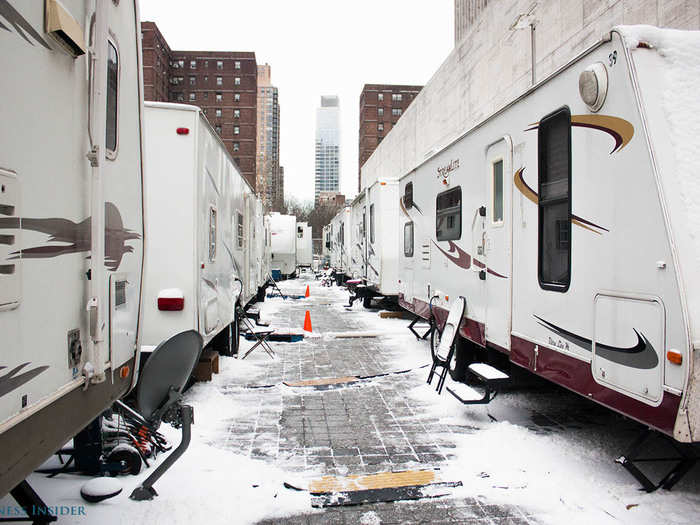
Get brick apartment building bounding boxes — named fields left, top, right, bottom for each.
left=141, top=21, right=258, bottom=189
left=357, top=84, right=422, bottom=191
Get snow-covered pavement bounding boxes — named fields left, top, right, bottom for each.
left=4, top=274, right=700, bottom=524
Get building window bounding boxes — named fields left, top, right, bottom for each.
left=370, top=204, right=375, bottom=244
left=106, top=40, right=118, bottom=155
left=189, top=76, right=196, bottom=86
left=234, top=109, right=240, bottom=118
left=237, top=212, right=244, bottom=248
left=216, top=60, right=223, bottom=70
left=233, top=142, right=240, bottom=151
left=176, top=92, right=184, bottom=102
left=378, top=93, right=383, bottom=102
left=216, top=92, right=222, bottom=102
left=215, top=108, right=222, bottom=117
left=177, top=59, right=184, bottom=69
left=234, top=60, right=241, bottom=69
left=204, top=60, right=208, bottom=68
left=377, top=123, right=383, bottom=132
left=492, top=159, right=504, bottom=224
left=392, top=108, right=402, bottom=117
left=204, top=76, right=208, bottom=83
left=392, top=93, right=403, bottom=102
left=209, top=207, right=217, bottom=261
left=377, top=107, right=383, bottom=117
left=203, top=92, right=208, bottom=99
left=216, top=76, right=222, bottom=85
left=234, top=93, right=240, bottom=102
left=215, top=125, right=221, bottom=134
left=189, top=93, right=196, bottom=101
left=436, top=187, right=461, bottom=241
left=538, top=107, right=571, bottom=291
left=404, top=222, right=414, bottom=257
left=233, top=126, right=240, bottom=135
left=190, top=60, right=196, bottom=69
left=234, top=77, right=241, bottom=86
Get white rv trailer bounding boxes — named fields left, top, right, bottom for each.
left=396, top=27, right=700, bottom=442
left=329, top=206, right=352, bottom=280
left=365, top=179, right=400, bottom=300
left=348, top=193, right=367, bottom=280
left=321, top=223, right=332, bottom=267
left=295, top=221, right=313, bottom=268
left=269, top=212, right=297, bottom=279
left=142, top=102, right=255, bottom=356
left=249, top=203, right=270, bottom=301
left=328, top=212, right=342, bottom=271
left=0, top=0, right=146, bottom=496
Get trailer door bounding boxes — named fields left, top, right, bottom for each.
left=484, top=137, right=513, bottom=350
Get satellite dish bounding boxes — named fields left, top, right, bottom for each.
left=130, top=330, right=202, bottom=501
left=136, top=330, right=203, bottom=423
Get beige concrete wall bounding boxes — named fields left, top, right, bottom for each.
left=362, top=0, right=700, bottom=188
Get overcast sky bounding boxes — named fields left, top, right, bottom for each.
left=140, top=0, right=454, bottom=203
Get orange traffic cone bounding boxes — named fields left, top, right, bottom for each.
left=303, top=310, right=312, bottom=332
left=305, top=285, right=310, bottom=298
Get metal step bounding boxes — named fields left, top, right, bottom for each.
left=468, top=363, right=509, bottom=385
left=445, top=363, right=510, bottom=405
left=445, top=378, right=486, bottom=403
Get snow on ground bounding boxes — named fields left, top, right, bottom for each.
left=4, top=276, right=699, bottom=524
left=407, top=373, right=700, bottom=525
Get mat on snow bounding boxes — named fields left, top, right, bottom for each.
left=243, top=332, right=304, bottom=342
left=305, top=469, right=462, bottom=507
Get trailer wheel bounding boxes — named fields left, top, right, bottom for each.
left=363, top=295, right=372, bottom=309
left=106, top=445, right=142, bottom=476
left=449, top=336, right=469, bottom=382
left=232, top=311, right=240, bottom=356
left=212, top=322, right=234, bottom=356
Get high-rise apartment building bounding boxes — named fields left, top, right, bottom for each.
left=141, top=22, right=258, bottom=189
left=256, top=64, right=283, bottom=211
left=314, top=96, right=340, bottom=203
left=358, top=84, right=422, bottom=191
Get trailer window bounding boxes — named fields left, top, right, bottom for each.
left=436, top=187, right=461, bottom=241
left=370, top=204, right=375, bottom=244
left=106, top=40, right=118, bottom=155
left=237, top=212, right=244, bottom=248
left=492, top=160, right=503, bottom=224
left=404, top=222, right=414, bottom=257
left=538, top=107, right=571, bottom=291
left=209, top=207, right=217, bottom=261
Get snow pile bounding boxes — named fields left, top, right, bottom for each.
left=617, top=25, right=700, bottom=258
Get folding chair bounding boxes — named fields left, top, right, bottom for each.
left=426, top=296, right=466, bottom=394
left=237, top=305, right=275, bottom=360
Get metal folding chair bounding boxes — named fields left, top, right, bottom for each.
left=427, top=296, right=466, bottom=394
left=237, top=305, right=275, bottom=359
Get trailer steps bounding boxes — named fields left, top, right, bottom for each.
left=445, top=363, right=509, bottom=405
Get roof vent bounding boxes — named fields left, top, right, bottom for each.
left=579, top=62, right=608, bottom=112
left=45, top=0, right=86, bottom=58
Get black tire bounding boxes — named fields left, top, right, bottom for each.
left=363, top=295, right=372, bottom=309
left=106, top=446, right=141, bottom=476
left=449, top=336, right=470, bottom=382
left=232, top=310, right=240, bottom=356
left=212, top=321, right=233, bottom=356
